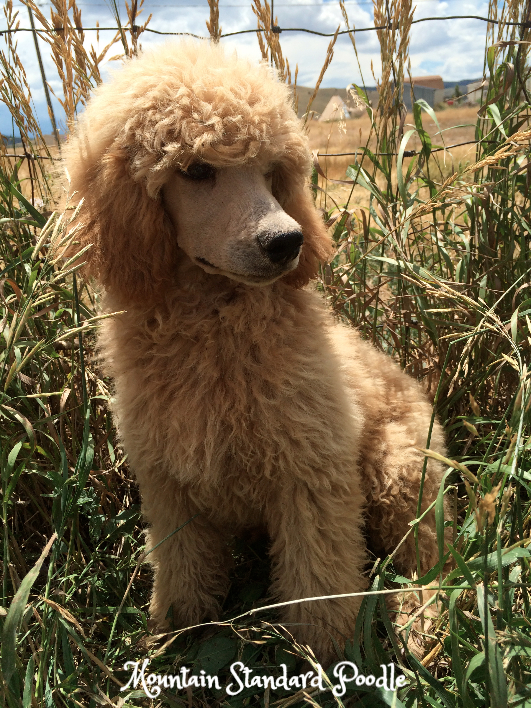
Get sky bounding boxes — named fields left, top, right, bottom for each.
left=1, top=0, right=490, bottom=136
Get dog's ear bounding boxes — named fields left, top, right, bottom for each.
left=282, top=187, right=333, bottom=288
left=67, top=144, right=177, bottom=303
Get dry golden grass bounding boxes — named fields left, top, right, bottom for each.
left=308, top=104, right=480, bottom=211
left=3, top=143, right=62, bottom=203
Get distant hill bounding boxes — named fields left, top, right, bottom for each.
left=2, top=133, right=65, bottom=150
left=2, top=136, right=23, bottom=148
left=444, top=79, right=482, bottom=88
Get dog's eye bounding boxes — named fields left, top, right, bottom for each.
left=183, top=162, right=216, bottom=181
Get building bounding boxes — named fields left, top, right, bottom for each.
left=467, top=81, right=485, bottom=104
left=403, top=75, right=445, bottom=109
left=404, top=75, right=444, bottom=90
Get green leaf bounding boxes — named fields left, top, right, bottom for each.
left=0, top=217, right=41, bottom=227
left=455, top=258, right=466, bottom=283
left=4, top=439, right=23, bottom=483
left=354, top=84, right=375, bottom=122
left=477, top=584, right=508, bottom=708
left=0, top=405, right=35, bottom=452
left=44, top=679, right=54, bottom=708
left=439, top=248, right=454, bottom=277
left=363, top=575, right=385, bottom=676
left=5, top=460, right=26, bottom=505
left=347, top=602, right=365, bottom=668
left=465, top=651, right=485, bottom=682
left=417, top=554, right=451, bottom=585
left=405, top=153, right=420, bottom=184
left=510, top=305, right=520, bottom=343
left=487, top=45, right=496, bottom=73
left=386, top=574, right=412, bottom=585
left=487, top=104, right=508, bottom=139
left=405, top=654, right=455, bottom=708
left=415, top=98, right=444, bottom=149
left=346, top=163, right=387, bottom=206
left=75, top=409, right=94, bottom=490
left=516, top=297, right=531, bottom=314
left=60, top=622, right=76, bottom=678
left=413, top=102, right=432, bottom=158
left=467, top=547, right=530, bottom=572
left=479, top=274, right=488, bottom=303
left=449, top=589, right=470, bottom=706
left=353, top=84, right=370, bottom=107
left=333, top=211, right=349, bottom=242
left=359, top=146, right=387, bottom=177
left=22, top=655, right=34, bottom=708
left=447, top=544, right=477, bottom=587
left=0, top=247, right=35, bottom=279
left=376, top=688, right=407, bottom=708
left=436, top=471, right=452, bottom=567
left=396, top=129, right=416, bottom=207
left=1, top=534, right=56, bottom=690
left=504, top=644, right=531, bottom=660
left=8, top=183, right=47, bottom=228
left=311, top=166, right=318, bottom=196
left=195, top=636, right=237, bottom=676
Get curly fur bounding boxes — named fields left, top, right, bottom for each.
left=64, top=41, right=448, bottom=664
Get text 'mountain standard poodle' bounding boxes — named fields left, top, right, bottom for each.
left=65, top=41, right=448, bottom=664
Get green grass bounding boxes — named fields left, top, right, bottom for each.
left=1, top=0, right=531, bottom=706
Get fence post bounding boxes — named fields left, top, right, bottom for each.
left=27, top=5, right=62, bottom=149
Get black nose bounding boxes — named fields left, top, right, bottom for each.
left=257, top=230, right=304, bottom=264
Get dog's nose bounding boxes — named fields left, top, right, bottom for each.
left=257, top=230, right=304, bottom=264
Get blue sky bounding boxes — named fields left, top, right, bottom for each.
left=1, top=0, right=489, bottom=136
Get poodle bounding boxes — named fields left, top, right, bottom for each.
left=64, top=41, right=448, bottom=664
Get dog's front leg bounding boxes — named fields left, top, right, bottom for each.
left=139, top=480, right=232, bottom=632
left=266, top=480, right=367, bottom=665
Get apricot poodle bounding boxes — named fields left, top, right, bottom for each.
left=64, top=42, right=447, bottom=663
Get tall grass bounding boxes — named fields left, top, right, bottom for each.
left=1, top=0, right=530, bottom=706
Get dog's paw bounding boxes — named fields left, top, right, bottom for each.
left=386, top=587, right=440, bottom=659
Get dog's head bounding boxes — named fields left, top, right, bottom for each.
left=64, top=41, right=332, bottom=300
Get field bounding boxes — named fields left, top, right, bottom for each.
left=308, top=105, right=479, bottom=208
left=1, top=0, right=531, bottom=706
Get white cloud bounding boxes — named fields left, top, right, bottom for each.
left=0, top=0, right=490, bottom=135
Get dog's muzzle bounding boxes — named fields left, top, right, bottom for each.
left=257, top=230, right=304, bottom=265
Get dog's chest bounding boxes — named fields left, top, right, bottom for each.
left=104, top=285, right=361, bottom=500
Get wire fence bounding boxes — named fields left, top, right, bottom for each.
left=2, top=5, right=530, bottom=164
left=318, top=140, right=499, bottom=158
left=1, top=14, right=531, bottom=39
left=4, top=140, right=498, bottom=164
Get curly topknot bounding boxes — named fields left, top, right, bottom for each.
left=65, top=42, right=310, bottom=198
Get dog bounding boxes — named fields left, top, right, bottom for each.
left=64, top=41, right=447, bottom=664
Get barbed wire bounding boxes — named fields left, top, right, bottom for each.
left=318, top=140, right=499, bottom=159
left=1, top=15, right=530, bottom=38
left=2, top=151, right=54, bottom=159
left=0, top=139, right=504, bottom=163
